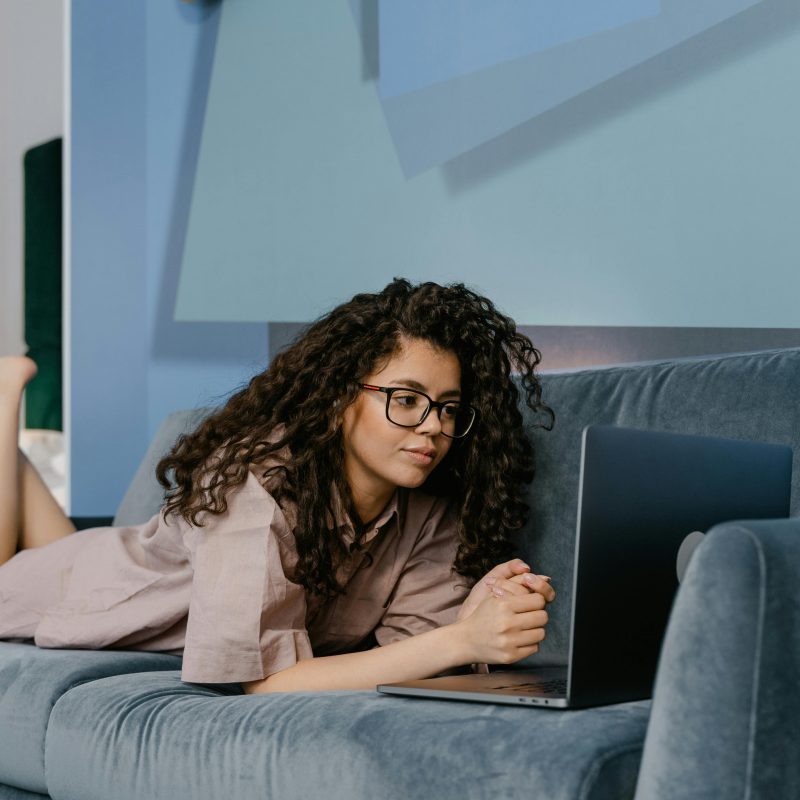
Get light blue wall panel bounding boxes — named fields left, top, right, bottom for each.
left=176, top=0, right=800, bottom=329
left=377, top=0, right=660, bottom=98
left=379, top=0, right=763, bottom=175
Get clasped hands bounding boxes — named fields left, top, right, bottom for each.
left=454, top=559, right=556, bottom=667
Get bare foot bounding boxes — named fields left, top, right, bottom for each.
left=0, top=356, right=38, bottom=403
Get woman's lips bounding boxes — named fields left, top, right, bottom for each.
left=403, top=449, right=435, bottom=466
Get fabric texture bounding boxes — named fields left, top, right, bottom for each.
left=634, top=517, right=800, bottom=799
left=0, top=642, right=180, bottom=795
left=520, top=346, right=800, bottom=668
left=45, top=670, right=650, bottom=800
left=0, top=471, right=471, bottom=685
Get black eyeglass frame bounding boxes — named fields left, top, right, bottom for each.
left=359, top=384, right=477, bottom=439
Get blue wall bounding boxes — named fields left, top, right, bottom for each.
left=71, top=2, right=148, bottom=516
left=70, top=1, right=267, bottom=515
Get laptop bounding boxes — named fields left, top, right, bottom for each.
left=377, top=424, right=793, bottom=709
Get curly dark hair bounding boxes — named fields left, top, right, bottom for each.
left=156, top=279, right=555, bottom=601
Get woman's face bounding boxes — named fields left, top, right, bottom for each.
left=341, top=336, right=461, bottom=519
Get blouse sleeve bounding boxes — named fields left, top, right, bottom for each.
left=179, top=471, right=313, bottom=684
left=372, top=498, right=473, bottom=647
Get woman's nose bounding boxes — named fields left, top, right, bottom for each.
left=416, top=406, right=443, bottom=435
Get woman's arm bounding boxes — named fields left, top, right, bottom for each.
left=243, top=587, right=550, bottom=694
left=242, top=621, right=468, bottom=694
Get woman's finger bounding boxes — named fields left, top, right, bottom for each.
left=484, top=558, right=531, bottom=583
left=512, top=626, right=547, bottom=648
left=485, top=577, right=529, bottom=597
left=510, top=609, right=549, bottom=631
left=498, top=573, right=556, bottom=603
left=504, top=592, right=547, bottom=612
left=517, top=573, right=556, bottom=603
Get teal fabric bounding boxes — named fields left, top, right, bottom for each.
left=23, top=138, right=63, bottom=432
left=634, top=518, right=800, bottom=799
left=46, top=671, right=649, bottom=800
left=519, top=347, right=800, bottom=668
left=0, top=643, right=181, bottom=795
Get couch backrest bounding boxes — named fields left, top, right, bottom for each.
left=113, top=408, right=212, bottom=527
left=519, top=346, right=800, bottom=665
left=115, top=347, right=800, bottom=666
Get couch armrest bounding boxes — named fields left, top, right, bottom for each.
left=634, top=518, right=800, bottom=800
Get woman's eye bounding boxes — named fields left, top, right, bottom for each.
left=394, top=394, right=420, bottom=407
left=443, top=404, right=460, bottom=418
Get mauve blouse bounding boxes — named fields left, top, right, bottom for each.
left=0, top=468, right=474, bottom=684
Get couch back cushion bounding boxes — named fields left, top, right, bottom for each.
left=113, top=408, right=211, bottom=527
left=519, top=346, right=800, bottom=665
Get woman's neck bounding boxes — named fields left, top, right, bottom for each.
left=352, top=486, right=395, bottom=527
left=343, top=454, right=397, bottom=526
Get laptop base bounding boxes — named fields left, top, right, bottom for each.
left=377, top=666, right=570, bottom=708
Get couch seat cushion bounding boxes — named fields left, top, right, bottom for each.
left=46, top=671, right=649, bottom=800
left=0, top=642, right=181, bottom=795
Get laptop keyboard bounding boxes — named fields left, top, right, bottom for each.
left=490, top=679, right=568, bottom=695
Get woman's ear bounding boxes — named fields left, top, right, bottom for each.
left=331, top=398, right=343, bottom=431
left=332, top=388, right=358, bottom=433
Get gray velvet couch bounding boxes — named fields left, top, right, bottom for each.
left=1, top=347, right=798, bottom=800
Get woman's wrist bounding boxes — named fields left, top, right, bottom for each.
left=444, top=618, right=477, bottom=668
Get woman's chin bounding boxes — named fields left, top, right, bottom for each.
left=393, top=469, right=431, bottom=489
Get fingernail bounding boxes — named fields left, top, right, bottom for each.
left=518, top=561, right=530, bottom=570
left=484, top=577, right=497, bottom=585
left=539, top=575, right=551, bottom=582
left=523, top=573, right=537, bottom=585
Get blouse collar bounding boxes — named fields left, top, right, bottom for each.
left=330, top=485, right=402, bottom=549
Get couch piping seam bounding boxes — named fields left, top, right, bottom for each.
left=736, top=526, right=767, bottom=800
left=539, top=347, right=795, bottom=378
left=577, top=743, right=644, bottom=800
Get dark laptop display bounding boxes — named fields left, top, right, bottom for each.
left=377, top=425, right=793, bottom=709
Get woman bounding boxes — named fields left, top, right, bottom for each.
left=0, top=279, right=556, bottom=694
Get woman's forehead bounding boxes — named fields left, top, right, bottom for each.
left=369, top=337, right=461, bottom=391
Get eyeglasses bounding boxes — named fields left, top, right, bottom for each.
left=360, top=384, right=477, bottom=439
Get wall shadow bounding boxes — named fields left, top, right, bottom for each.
left=178, top=0, right=221, bottom=22
left=351, top=0, right=379, bottom=81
